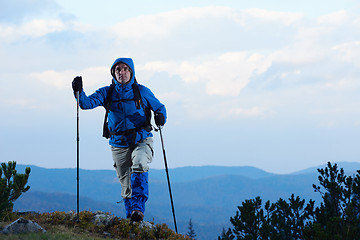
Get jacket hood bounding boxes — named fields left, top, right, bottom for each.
left=110, top=57, right=135, bottom=85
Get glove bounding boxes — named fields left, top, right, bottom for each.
left=72, top=76, right=83, bottom=93
left=154, top=112, right=165, bottom=126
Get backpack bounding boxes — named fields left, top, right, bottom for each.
left=102, top=80, right=152, bottom=141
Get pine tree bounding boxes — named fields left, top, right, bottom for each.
left=310, top=162, right=360, bottom=239
left=0, top=161, right=31, bottom=220
left=218, top=228, right=235, bottom=240
left=187, top=218, right=197, bottom=240
left=219, top=162, right=360, bottom=240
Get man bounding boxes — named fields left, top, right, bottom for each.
left=72, top=57, right=167, bottom=222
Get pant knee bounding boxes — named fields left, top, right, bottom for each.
left=132, top=159, right=149, bottom=173
left=131, top=143, right=152, bottom=172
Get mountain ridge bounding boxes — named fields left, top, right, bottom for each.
left=290, top=161, right=360, bottom=175
left=12, top=162, right=360, bottom=240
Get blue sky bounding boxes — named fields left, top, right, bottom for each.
left=1, top=0, right=360, bottom=174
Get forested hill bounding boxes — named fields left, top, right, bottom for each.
left=14, top=162, right=360, bottom=240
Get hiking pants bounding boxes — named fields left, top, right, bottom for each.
left=111, top=137, right=153, bottom=216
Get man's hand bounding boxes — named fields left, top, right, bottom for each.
left=154, top=112, right=165, bottom=126
left=72, top=76, right=83, bottom=93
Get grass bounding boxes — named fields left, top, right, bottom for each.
left=0, top=218, right=112, bottom=240
left=0, top=211, right=191, bottom=240
left=0, top=224, right=109, bottom=239
left=0, top=226, right=108, bottom=240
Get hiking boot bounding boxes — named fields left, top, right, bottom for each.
left=130, top=210, right=144, bottom=222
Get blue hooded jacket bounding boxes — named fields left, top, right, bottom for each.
left=77, top=57, right=167, bottom=147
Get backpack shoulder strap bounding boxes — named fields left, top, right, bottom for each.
left=132, top=80, right=152, bottom=128
left=104, top=83, right=116, bottom=109
left=132, top=81, right=142, bottom=110
left=102, top=83, right=116, bottom=139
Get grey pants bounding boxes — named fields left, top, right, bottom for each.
left=111, top=137, right=153, bottom=199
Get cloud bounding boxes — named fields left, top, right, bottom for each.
left=0, top=0, right=61, bottom=24
left=0, top=19, right=67, bottom=41
left=243, top=8, right=304, bottom=26
left=109, top=7, right=348, bottom=98
left=0, top=17, right=95, bottom=44
left=317, top=10, right=349, bottom=25
left=324, top=77, right=359, bottom=90
left=204, top=52, right=272, bottom=96
left=3, top=5, right=360, bottom=124
left=110, top=6, right=303, bottom=41
left=139, top=52, right=272, bottom=96
left=176, top=95, right=273, bottom=120
left=111, top=6, right=238, bottom=39
left=332, top=41, right=360, bottom=65
left=0, top=0, right=85, bottom=45
left=31, top=67, right=109, bottom=90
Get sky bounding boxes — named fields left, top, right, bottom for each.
left=1, top=0, right=360, bottom=174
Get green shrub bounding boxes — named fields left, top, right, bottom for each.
left=0, top=161, right=31, bottom=220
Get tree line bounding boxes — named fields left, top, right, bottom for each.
left=218, top=162, right=360, bottom=240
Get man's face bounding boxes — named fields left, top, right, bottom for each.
left=114, top=63, right=131, bottom=84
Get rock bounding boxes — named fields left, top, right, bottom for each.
left=67, top=210, right=77, bottom=221
left=139, top=221, right=154, bottom=229
left=1, top=217, right=46, bottom=235
left=92, top=211, right=116, bottom=226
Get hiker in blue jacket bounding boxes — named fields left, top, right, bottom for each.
left=72, top=57, right=167, bottom=222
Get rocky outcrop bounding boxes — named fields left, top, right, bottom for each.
left=1, top=217, right=46, bottom=235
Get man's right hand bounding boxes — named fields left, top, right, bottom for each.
left=72, top=76, right=83, bottom=93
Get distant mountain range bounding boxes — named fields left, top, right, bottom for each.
left=13, top=162, right=360, bottom=240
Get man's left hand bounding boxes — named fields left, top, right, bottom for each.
left=154, top=112, right=165, bottom=126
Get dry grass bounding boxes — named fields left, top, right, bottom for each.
left=0, top=211, right=190, bottom=240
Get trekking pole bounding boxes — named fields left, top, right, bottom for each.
left=158, top=126, right=178, bottom=233
left=76, top=91, right=80, bottom=221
